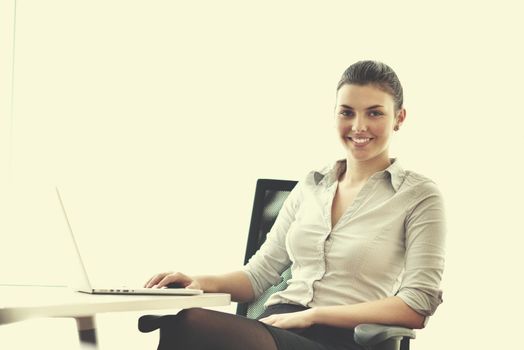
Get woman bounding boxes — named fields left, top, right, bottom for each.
left=144, top=60, right=446, bottom=350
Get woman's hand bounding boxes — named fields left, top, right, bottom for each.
left=259, top=309, right=315, bottom=329
left=144, top=271, right=201, bottom=289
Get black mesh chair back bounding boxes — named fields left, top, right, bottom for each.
left=236, top=179, right=297, bottom=319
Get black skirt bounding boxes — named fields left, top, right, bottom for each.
left=257, top=304, right=364, bottom=350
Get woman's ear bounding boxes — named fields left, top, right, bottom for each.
left=394, top=108, right=406, bottom=130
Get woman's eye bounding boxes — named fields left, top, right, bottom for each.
left=339, top=110, right=353, bottom=117
left=369, top=110, right=384, bottom=117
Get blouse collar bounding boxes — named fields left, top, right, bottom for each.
left=313, top=158, right=406, bottom=192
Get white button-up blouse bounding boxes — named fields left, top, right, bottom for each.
left=242, top=158, right=446, bottom=320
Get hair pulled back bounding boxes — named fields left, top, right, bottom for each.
left=337, top=60, right=404, bottom=111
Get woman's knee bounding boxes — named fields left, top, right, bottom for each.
left=175, top=307, right=222, bottom=328
left=156, top=309, right=209, bottom=349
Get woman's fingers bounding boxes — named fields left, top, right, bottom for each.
left=144, top=272, right=172, bottom=288
left=154, top=272, right=192, bottom=288
left=144, top=271, right=197, bottom=289
left=258, top=315, right=275, bottom=325
left=161, top=272, right=192, bottom=288
left=258, top=312, right=310, bottom=329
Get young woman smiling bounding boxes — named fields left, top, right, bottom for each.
left=144, top=61, right=446, bottom=350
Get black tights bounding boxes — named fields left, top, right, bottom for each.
left=150, top=306, right=362, bottom=350
left=156, top=308, right=278, bottom=350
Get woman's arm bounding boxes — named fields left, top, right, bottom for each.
left=260, top=296, right=425, bottom=330
left=193, top=271, right=255, bottom=303
left=145, top=270, right=255, bottom=303
left=311, top=297, right=425, bottom=329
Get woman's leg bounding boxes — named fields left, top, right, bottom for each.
left=157, top=308, right=279, bottom=350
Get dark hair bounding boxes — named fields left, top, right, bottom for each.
left=337, top=60, right=403, bottom=111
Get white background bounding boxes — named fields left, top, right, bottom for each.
left=1, top=1, right=523, bottom=349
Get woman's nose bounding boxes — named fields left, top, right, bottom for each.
left=351, top=115, right=367, bottom=132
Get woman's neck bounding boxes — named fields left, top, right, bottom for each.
left=341, top=155, right=391, bottom=186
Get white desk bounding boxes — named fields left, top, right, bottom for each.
left=0, top=285, right=230, bottom=349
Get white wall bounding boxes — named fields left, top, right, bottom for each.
left=1, top=1, right=523, bottom=349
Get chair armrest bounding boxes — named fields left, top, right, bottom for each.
left=354, top=324, right=416, bottom=346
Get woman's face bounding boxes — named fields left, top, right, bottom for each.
left=335, top=84, right=405, bottom=164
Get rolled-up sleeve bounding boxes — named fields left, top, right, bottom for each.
left=396, top=180, right=446, bottom=319
left=242, top=181, right=303, bottom=299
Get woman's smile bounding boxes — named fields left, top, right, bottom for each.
left=346, top=135, right=374, bottom=147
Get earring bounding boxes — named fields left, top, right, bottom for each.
left=394, top=125, right=399, bottom=131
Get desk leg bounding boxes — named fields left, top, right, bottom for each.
left=75, top=316, right=98, bottom=349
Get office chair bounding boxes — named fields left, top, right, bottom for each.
left=139, top=179, right=415, bottom=350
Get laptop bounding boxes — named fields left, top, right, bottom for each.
left=56, top=187, right=203, bottom=296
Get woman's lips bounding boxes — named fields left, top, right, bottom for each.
left=347, top=136, right=373, bottom=147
